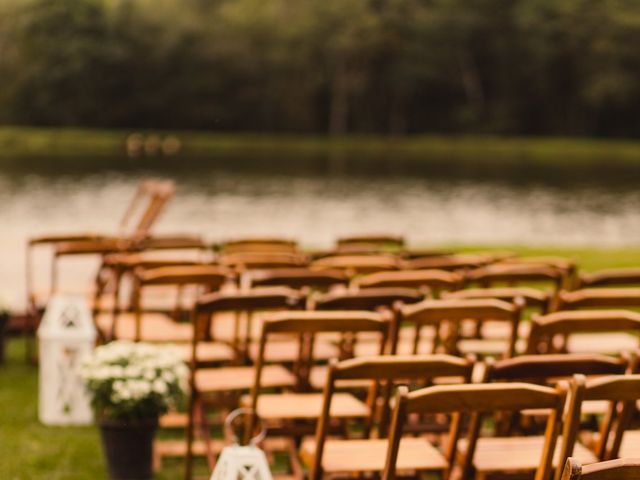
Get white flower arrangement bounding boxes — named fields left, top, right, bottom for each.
left=81, top=341, right=188, bottom=421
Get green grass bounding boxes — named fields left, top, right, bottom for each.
left=3, top=245, right=640, bottom=478
left=0, top=340, right=193, bottom=480
left=1, top=126, right=640, bottom=164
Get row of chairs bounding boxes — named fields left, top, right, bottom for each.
left=91, top=260, right=640, bottom=360
left=171, top=286, right=640, bottom=478
left=187, top=304, right=640, bottom=480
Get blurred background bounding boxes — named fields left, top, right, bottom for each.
left=1, top=0, right=638, bottom=135
left=1, top=0, right=640, bottom=307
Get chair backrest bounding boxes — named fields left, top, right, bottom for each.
left=486, top=354, right=629, bottom=383
left=312, top=287, right=424, bottom=313
left=396, top=298, right=522, bottom=357
left=467, top=263, right=568, bottom=291
left=383, top=382, right=568, bottom=480
left=566, top=374, right=640, bottom=462
left=403, top=253, right=493, bottom=272
left=119, top=179, right=175, bottom=240
left=218, top=252, right=309, bottom=271
left=443, top=287, right=551, bottom=312
left=579, top=268, right=640, bottom=288
left=248, top=268, right=348, bottom=291
left=499, top=256, right=578, bottom=288
left=311, top=254, right=400, bottom=276
left=353, top=269, right=463, bottom=295
left=526, top=310, right=640, bottom=354
left=486, top=354, right=631, bottom=475
left=191, top=287, right=304, bottom=358
left=310, top=354, right=475, bottom=480
left=554, top=288, right=640, bottom=311
left=218, top=237, right=298, bottom=255
left=561, top=457, right=640, bottom=480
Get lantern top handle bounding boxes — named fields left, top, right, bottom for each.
left=224, top=408, right=266, bottom=447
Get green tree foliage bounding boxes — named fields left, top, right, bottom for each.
left=0, top=0, right=638, bottom=136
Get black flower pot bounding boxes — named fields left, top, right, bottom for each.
left=99, top=417, right=158, bottom=480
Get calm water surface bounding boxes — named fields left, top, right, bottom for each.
left=2, top=154, right=639, bottom=308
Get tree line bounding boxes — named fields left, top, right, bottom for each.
left=0, top=0, right=638, bottom=137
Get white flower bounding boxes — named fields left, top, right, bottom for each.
left=125, top=365, right=142, bottom=378
left=153, top=379, right=168, bottom=395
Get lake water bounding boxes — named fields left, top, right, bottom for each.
left=2, top=153, right=640, bottom=309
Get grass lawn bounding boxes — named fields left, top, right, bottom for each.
left=2, top=245, right=640, bottom=479
left=1, top=126, right=640, bottom=164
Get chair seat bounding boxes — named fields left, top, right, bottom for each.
left=619, top=429, right=640, bottom=458
left=353, top=337, right=433, bottom=356
left=154, top=438, right=223, bottom=458
left=159, top=411, right=188, bottom=428
left=458, top=435, right=597, bottom=472
left=300, top=437, right=448, bottom=473
left=195, top=365, right=295, bottom=392
left=244, top=393, right=369, bottom=420
left=174, top=342, right=236, bottom=363
left=96, top=312, right=189, bottom=341
left=567, top=333, right=639, bottom=354
left=460, top=320, right=531, bottom=340
left=456, top=338, right=527, bottom=357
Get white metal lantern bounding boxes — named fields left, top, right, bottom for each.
left=210, top=409, right=272, bottom=480
left=37, top=293, right=96, bottom=425
left=210, top=445, right=273, bottom=480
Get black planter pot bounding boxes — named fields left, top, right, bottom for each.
left=99, top=417, right=158, bottom=480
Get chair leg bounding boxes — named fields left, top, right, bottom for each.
left=185, top=392, right=197, bottom=480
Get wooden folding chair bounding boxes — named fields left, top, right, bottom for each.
left=383, top=382, right=572, bottom=480
left=566, top=374, right=640, bottom=463
left=106, top=265, right=234, bottom=345
left=92, top=253, right=215, bottom=336
left=352, top=269, right=463, bottom=296
left=466, top=263, right=570, bottom=292
left=443, top=286, right=551, bottom=313
left=554, top=288, right=640, bottom=312
left=301, top=354, right=475, bottom=480
left=243, top=311, right=392, bottom=476
left=395, top=298, right=523, bottom=359
left=311, top=254, right=401, bottom=277
left=562, top=457, right=640, bottom=480
left=483, top=354, right=631, bottom=474
left=27, top=179, right=176, bottom=305
left=579, top=268, right=640, bottom=288
left=309, top=287, right=424, bottom=370
left=498, top=257, right=578, bottom=289
left=25, top=180, right=202, bottom=359
left=185, top=288, right=304, bottom=479
left=526, top=310, right=640, bottom=355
